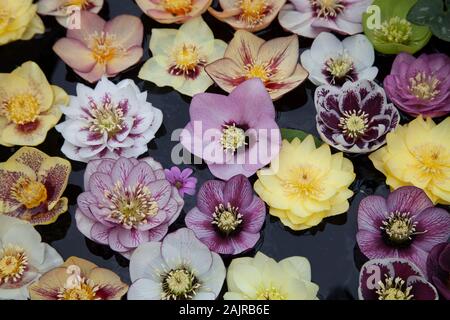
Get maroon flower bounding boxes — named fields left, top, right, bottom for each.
left=427, top=243, right=450, bottom=300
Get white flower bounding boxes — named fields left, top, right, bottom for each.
left=56, top=77, right=163, bottom=162
left=128, top=228, right=225, bottom=300
left=0, top=215, right=63, bottom=300
left=301, top=32, right=378, bottom=87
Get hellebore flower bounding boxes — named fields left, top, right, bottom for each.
left=300, top=32, right=378, bottom=87
left=0, top=0, right=44, bottom=46
left=278, top=0, right=372, bottom=38
left=75, top=157, right=184, bottom=259
left=53, top=11, right=144, bottom=83
left=0, top=61, right=69, bottom=147
left=0, top=215, right=63, bottom=300
left=208, top=0, right=286, bottom=32
left=164, top=167, right=197, bottom=198
left=37, top=0, right=104, bottom=28
left=180, top=78, right=281, bottom=180
left=136, top=0, right=212, bottom=24
left=384, top=53, right=450, bottom=118
left=369, top=116, right=450, bottom=205
left=55, top=77, right=163, bottom=163
left=0, top=147, right=71, bottom=225
left=28, top=256, right=128, bottom=300
left=139, top=17, right=226, bottom=97
left=185, top=175, right=265, bottom=255
left=128, top=228, right=225, bottom=300
left=362, top=0, right=431, bottom=55
left=356, top=186, right=450, bottom=274
left=315, top=80, right=399, bottom=154
left=359, top=258, right=438, bottom=300
left=205, top=30, right=308, bottom=100
left=427, top=243, right=450, bottom=300
left=224, top=252, right=319, bottom=300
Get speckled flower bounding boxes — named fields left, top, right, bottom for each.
left=384, top=53, right=450, bottom=118
left=29, top=256, right=127, bottom=300
left=75, top=157, right=184, bottom=259
left=427, top=243, right=450, bottom=300
left=136, top=0, right=211, bottom=24
left=164, top=167, right=197, bottom=198
left=0, top=147, right=71, bottom=225
left=315, top=80, right=399, bottom=153
left=56, top=77, right=163, bottom=163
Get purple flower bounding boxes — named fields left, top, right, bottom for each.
left=75, top=157, right=184, bottom=259
left=357, top=186, right=450, bottom=273
left=185, top=175, right=266, bottom=255
left=164, top=167, right=197, bottom=198
left=359, top=258, right=438, bottom=300
left=180, top=78, right=281, bottom=181
left=315, top=80, right=399, bottom=153
left=384, top=53, right=450, bottom=118
left=427, top=243, right=450, bottom=300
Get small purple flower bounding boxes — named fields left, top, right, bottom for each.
left=315, top=80, right=399, bottom=153
left=357, top=186, right=450, bottom=273
left=359, top=258, right=438, bottom=300
left=427, top=243, right=450, bottom=300
left=185, top=175, right=266, bottom=255
left=384, top=53, right=450, bottom=117
left=164, top=167, right=197, bottom=198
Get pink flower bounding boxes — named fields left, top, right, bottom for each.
left=164, top=167, right=198, bottom=197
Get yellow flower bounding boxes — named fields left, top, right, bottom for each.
left=0, top=61, right=69, bottom=146
left=224, top=252, right=319, bottom=300
left=0, top=0, right=45, bottom=46
left=254, top=136, right=355, bottom=231
left=370, top=116, right=450, bottom=205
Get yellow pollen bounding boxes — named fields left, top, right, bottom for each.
left=376, top=276, right=413, bottom=300
left=412, top=144, right=448, bottom=178
left=212, top=203, right=243, bottom=234
left=238, top=0, right=269, bottom=26
left=311, top=0, right=345, bottom=18
left=0, top=9, right=10, bottom=29
left=88, top=31, right=122, bottom=64
left=11, top=177, right=47, bottom=209
left=162, top=268, right=201, bottom=300
left=244, top=63, right=271, bottom=82
left=0, top=245, right=28, bottom=284
left=339, top=110, right=368, bottom=138
left=3, top=94, right=40, bottom=125
left=163, top=0, right=193, bottom=15
left=325, top=54, right=353, bottom=79
left=409, top=72, right=440, bottom=101
left=88, top=98, right=125, bottom=137
left=58, top=279, right=100, bottom=300
left=375, top=17, right=412, bottom=44
left=220, top=124, right=247, bottom=153
left=65, top=0, right=91, bottom=8
left=173, top=44, right=201, bottom=72
left=256, top=286, right=286, bottom=300
left=284, top=166, right=323, bottom=197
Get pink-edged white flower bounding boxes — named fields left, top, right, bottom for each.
left=56, top=77, right=163, bottom=163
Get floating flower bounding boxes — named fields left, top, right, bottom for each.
left=55, top=77, right=163, bottom=163
left=28, top=256, right=128, bottom=300
left=164, top=167, right=197, bottom=198
left=278, top=0, right=371, bottom=38
left=0, top=0, right=45, bottom=46
left=208, top=0, right=286, bottom=32
left=128, top=228, right=225, bottom=300
left=53, top=11, right=143, bottom=83
left=136, top=0, right=211, bottom=24
left=254, top=136, right=355, bottom=231
left=37, top=0, right=104, bottom=28
left=205, top=30, right=308, bottom=100
left=384, top=53, right=450, bottom=118
left=369, top=116, right=450, bottom=205
left=185, top=175, right=265, bottom=255
left=359, top=258, right=438, bottom=300
left=0, top=215, right=63, bottom=300
left=0, top=147, right=71, bottom=225
left=300, top=32, right=378, bottom=87
left=224, top=252, right=319, bottom=300
left=75, top=157, right=184, bottom=259
left=139, top=17, right=226, bottom=97
left=315, top=80, right=399, bottom=153
left=427, top=243, right=450, bottom=300
left=362, top=0, right=431, bottom=54
left=180, top=78, right=281, bottom=180
left=0, top=61, right=69, bottom=147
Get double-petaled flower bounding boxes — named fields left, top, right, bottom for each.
left=136, top=0, right=211, bottom=24
left=427, top=243, right=450, bottom=300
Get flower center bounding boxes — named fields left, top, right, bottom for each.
left=105, top=181, right=159, bottom=229
left=412, top=144, right=447, bottom=178
left=163, top=0, right=193, bottom=15
left=376, top=276, right=413, bottom=300
left=66, top=0, right=93, bottom=9
left=11, top=177, right=47, bottom=209
left=338, top=110, right=369, bottom=138
left=409, top=72, right=440, bottom=101
left=58, top=278, right=100, bottom=300
left=87, top=95, right=125, bottom=137
left=220, top=124, right=247, bottom=153
left=380, top=211, right=426, bottom=245
left=212, top=203, right=243, bottom=235
left=0, top=9, right=11, bottom=30
left=0, top=245, right=28, bottom=284
left=161, top=268, right=201, bottom=300
left=323, top=53, right=356, bottom=86
left=88, top=31, right=123, bottom=65
left=284, top=166, right=323, bottom=197
left=310, top=0, right=345, bottom=19
left=244, top=63, right=271, bottom=83
left=169, top=44, right=207, bottom=79
left=3, top=94, right=40, bottom=125
left=256, top=286, right=286, bottom=300
left=375, top=17, right=412, bottom=44
left=238, top=0, right=270, bottom=26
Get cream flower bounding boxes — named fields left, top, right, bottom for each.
left=136, top=0, right=211, bottom=24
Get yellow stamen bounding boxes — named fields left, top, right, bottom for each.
left=339, top=110, right=368, bottom=138
left=163, top=0, right=193, bottom=15
left=244, top=63, right=271, bottom=82
left=161, top=268, right=201, bottom=300
left=173, top=44, right=201, bottom=72
left=11, top=177, right=47, bottom=209
left=412, top=144, right=448, bottom=179
left=409, top=72, right=440, bottom=101
left=376, top=276, right=413, bottom=300
left=220, top=124, right=247, bottom=153
left=3, top=94, right=40, bottom=125
left=88, top=31, right=123, bottom=65
left=375, top=17, right=412, bottom=44
left=283, top=166, right=323, bottom=197
left=256, top=286, right=286, bottom=300
left=58, top=278, right=100, bottom=300
left=65, top=0, right=92, bottom=9
left=0, top=245, right=28, bottom=284
left=212, top=203, right=243, bottom=234
left=238, top=0, right=269, bottom=26
left=325, top=54, right=353, bottom=79
left=310, top=0, right=345, bottom=18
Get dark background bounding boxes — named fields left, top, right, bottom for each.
left=0, top=0, right=448, bottom=300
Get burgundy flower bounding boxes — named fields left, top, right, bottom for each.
left=315, top=80, right=399, bottom=153
left=384, top=53, right=450, bottom=118
left=357, top=186, right=450, bottom=273
left=359, top=258, right=438, bottom=300
left=185, top=175, right=266, bottom=255
left=164, top=166, right=197, bottom=198
left=427, top=243, right=450, bottom=300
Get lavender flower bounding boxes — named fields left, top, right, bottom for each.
left=164, top=167, right=197, bottom=198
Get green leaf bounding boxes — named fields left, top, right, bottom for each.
left=407, top=0, right=443, bottom=25
left=430, top=13, right=450, bottom=41
left=280, top=129, right=323, bottom=146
